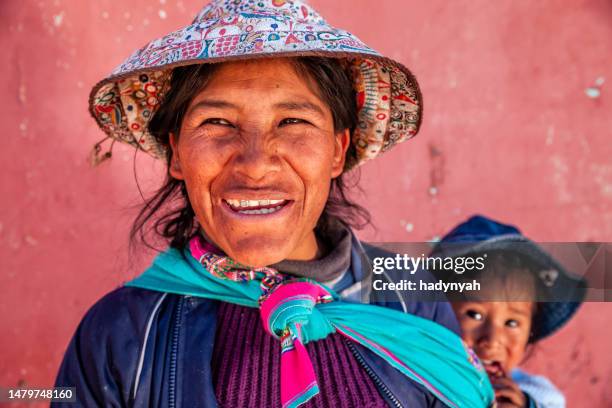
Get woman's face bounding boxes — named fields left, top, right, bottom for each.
left=169, top=58, right=350, bottom=267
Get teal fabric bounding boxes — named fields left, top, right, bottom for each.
left=126, top=247, right=494, bottom=408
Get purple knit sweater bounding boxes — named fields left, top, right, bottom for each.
left=211, top=302, right=388, bottom=408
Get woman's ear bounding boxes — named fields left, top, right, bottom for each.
left=168, top=132, right=185, bottom=180
left=331, top=129, right=351, bottom=178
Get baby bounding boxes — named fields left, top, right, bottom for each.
left=430, top=215, right=586, bottom=408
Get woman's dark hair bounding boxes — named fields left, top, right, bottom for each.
left=130, top=56, right=371, bottom=251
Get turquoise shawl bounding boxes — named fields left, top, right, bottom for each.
left=126, top=247, right=494, bottom=408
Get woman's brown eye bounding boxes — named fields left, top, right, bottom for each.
left=279, top=118, right=308, bottom=126
left=202, top=118, right=233, bottom=127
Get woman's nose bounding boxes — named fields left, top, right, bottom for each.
left=231, top=130, right=282, bottom=182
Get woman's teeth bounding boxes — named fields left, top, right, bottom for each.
left=224, top=199, right=288, bottom=215
left=225, top=199, right=285, bottom=208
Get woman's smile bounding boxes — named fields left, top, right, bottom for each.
left=168, top=58, right=349, bottom=266
left=223, top=198, right=291, bottom=214
left=221, top=198, right=294, bottom=217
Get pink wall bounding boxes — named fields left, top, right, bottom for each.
left=1, top=0, right=611, bottom=406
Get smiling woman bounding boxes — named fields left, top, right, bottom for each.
left=134, top=57, right=362, bottom=267
left=169, top=59, right=348, bottom=266
left=53, top=1, right=495, bottom=407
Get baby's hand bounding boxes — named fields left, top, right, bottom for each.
left=491, top=376, right=527, bottom=408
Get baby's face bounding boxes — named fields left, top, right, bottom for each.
left=452, top=301, right=533, bottom=378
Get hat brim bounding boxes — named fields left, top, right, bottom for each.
left=89, top=27, right=423, bottom=169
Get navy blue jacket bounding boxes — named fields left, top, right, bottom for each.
left=53, top=241, right=462, bottom=408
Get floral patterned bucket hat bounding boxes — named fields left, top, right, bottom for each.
left=89, top=0, right=423, bottom=168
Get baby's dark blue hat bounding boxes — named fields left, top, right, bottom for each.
left=431, top=215, right=587, bottom=342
